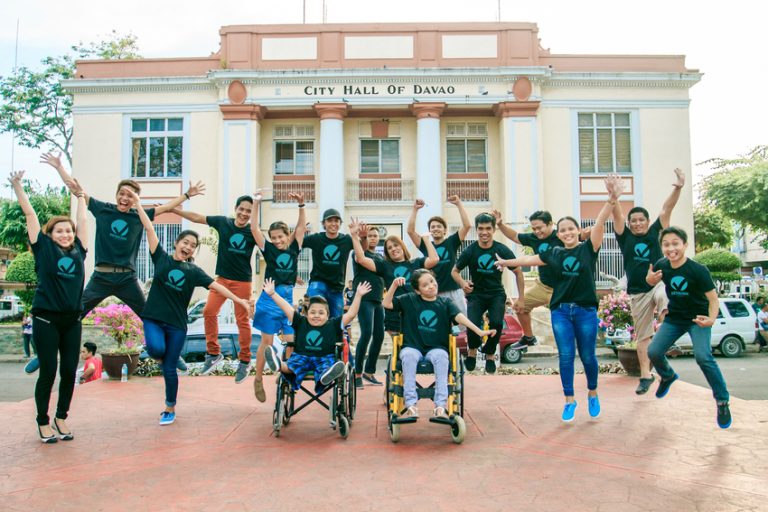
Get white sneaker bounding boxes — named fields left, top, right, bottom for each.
left=264, top=346, right=281, bottom=372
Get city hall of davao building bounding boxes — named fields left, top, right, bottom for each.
left=66, top=22, right=700, bottom=291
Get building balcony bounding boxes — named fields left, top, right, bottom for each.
left=446, top=177, right=490, bottom=203
left=272, top=176, right=315, bottom=204
left=345, top=177, right=415, bottom=205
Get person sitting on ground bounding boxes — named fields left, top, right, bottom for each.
left=262, top=278, right=371, bottom=392
left=382, top=269, right=495, bottom=419
left=79, top=342, right=102, bottom=384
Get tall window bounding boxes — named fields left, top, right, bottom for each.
left=578, top=113, right=631, bottom=174
left=360, top=139, right=400, bottom=173
left=131, top=118, right=183, bottom=178
left=274, top=125, right=315, bottom=175
left=446, top=123, right=487, bottom=173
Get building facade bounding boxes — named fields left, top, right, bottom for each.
left=65, top=22, right=700, bottom=294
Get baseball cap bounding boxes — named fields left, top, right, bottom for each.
left=322, top=208, right=342, bottom=222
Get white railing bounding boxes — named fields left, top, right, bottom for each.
left=581, top=219, right=624, bottom=289
left=345, top=178, right=415, bottom=204
left=446, top=179, right=490, bottom=203
left=137, top=224, right=182, bottom=284
left=273, top=179, right=315, bottom=204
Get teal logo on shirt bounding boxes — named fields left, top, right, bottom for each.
left=393, top=265, right=411, bottom=283
left=538, top=242, right=551, bottom=253
left=305, top=330, right=323, bottom=351
left=563, top=256, right=581, bottom=276
left=110, top=219, right=129, bottom=240
left=436, top=246, right=450, bottom=262
left=477, top=253, right=495, bottom=273
left=634, top=243, right=651, bottom=260
left=323, top=245, right=341, bottom=264
left=670, top=276, right=689, bottom=296
left=229, top=233, right=247, bottom=253
left=57, top=257, right=76, bottom=278
left=166, top=269, right=186, bottom=291
left=419, top=310, right=438, bottom=330
left=276, top=253, right=294, bottom=271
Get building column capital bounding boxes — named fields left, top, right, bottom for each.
left=314, top=103, right=349, bottom=120
left=220, top=104, right=266, bottom=121
left=493, top=101, right=541, bottom=118
left=410, top=102, right=446, bottom=119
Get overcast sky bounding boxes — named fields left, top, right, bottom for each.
left=1, top=0, right=765, bottom=198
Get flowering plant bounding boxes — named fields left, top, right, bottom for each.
left=86, top=304, right=144, bottom=353
left=598, top=292, right=634, bottom=339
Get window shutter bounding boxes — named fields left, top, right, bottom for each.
left=381, top=140, right=400, bottom=173
left=596, top=130, right=613, bottom=173
left=447, top=140, right=466, bottom=173
left=578, top=129, right=595, bottom=173
left=467, top=140, right=486, bottom=173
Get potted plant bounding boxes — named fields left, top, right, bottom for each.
left=86, top=304, right=144, bottom=379
left=598, top=292, right=642, bottom=376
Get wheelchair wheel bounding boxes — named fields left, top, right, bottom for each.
left=347, top=365, right=357, bottom=421
left=458, top=359, right=465, bottom=417
left=338, top=414, right=350, bottom=439
left=450, top=416, right=466, bottom=444
left=389, top=419, right=400, bottom=443
left=384, top=356, right=392, bottom=407
left=282, top=387, right=292, bottom=426
left=273, top=380, right=286, bottom=436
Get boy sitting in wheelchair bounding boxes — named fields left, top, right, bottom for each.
left=383, top=269, right=495, bottom=419
left=262, top=278, right=371, bottom=391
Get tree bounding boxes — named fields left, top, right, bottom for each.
left=0, top=179, right=70, bottom=252
left=5, top=252, right=36, bottom=309
left=694, top=248, right=742, bottom=288
left=701, top=145, right=768, bottom=248
left=0, top=31, right=140, bottom=165
left=693, top=204, right=733, bottom=252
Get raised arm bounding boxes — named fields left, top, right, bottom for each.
left=170, top=208, right=208, bottom=225
left=8, top=171, right=40, bottom=244
left=420, top=235, right=439, bottom=269
left=342, top=281, right=372, bottom=325
left=288, top=192, right=306, bottom=248
left=349, top=218, right=376, bottom=271
left=492, top=209, right=520, bottom=244
left=249, top=190, right=267, bottom=251
left=154, top=180, right=206, bottom=215
left=406, top=199, right=425, bottom=248
left=659, top=168, right=685, bottom=228
left=591, top=175, right=624, bottom=252
left=209, top=281, right=254, bottom=317
left=40, top=152, right=88, bottom=202
left=70, top=179, right=88, bottom=250
left=262, top=278, right=295, bottom=323
left=448, top=195, right=471, bottom=241
left=382, top=277, right=404, bottom=310
left=125, top=189, right=159, bottom=254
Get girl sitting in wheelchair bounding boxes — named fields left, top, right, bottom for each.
left=383, top=269, right=495, bottom=419
left=262, top=278, right=371, bottom=391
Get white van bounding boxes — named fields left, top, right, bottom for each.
left=0, top=296, right=23, bottom=320
left=674, top=298, right=757, bottom=357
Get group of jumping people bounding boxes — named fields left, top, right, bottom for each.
left=12, top=153, right=732, bottom=443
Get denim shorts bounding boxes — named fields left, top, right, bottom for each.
left=253, top=284, right=295, bottom=336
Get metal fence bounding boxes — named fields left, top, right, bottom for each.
left=581, top=219, right=624, bottom=289
left=136, top=223, right=183, bottom=284
left=273, top=179, right=315, bottom=204
left=345, top=178, right=415, bottom=204
left=446, top=179, right=490, bottom=203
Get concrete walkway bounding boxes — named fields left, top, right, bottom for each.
left=1, top=374, right=766, bottom=511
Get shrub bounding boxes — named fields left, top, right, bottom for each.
left=5, top=252, right=37, bottom=309
left=694, top=248, right=741, bottom=283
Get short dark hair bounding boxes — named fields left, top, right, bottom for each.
left=268, top=221, right=290, bottom=236
left=659, top=226, right=688, bottom=244
left=235, top=195, right=253, bottom=208
left=427, top=216, right=447, bottom=230
left=83, top=341, right=97, bottom=355
left=410, top=268, right=436, bottom=291
left=628, top=207, right=650, bottom=221
left=474, top=212, right=496, bottom=229
left=307, top=295, right=330, bottom=314
left=556, top=216, right=580, bottom=230
left=116, top=179, right=141, bottom=195
left=529, top=210, right=553, bottom=224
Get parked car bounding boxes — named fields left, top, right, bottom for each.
left=456, top=313, right=525, bottom=364
left=604, top=298, right=757, bottom=358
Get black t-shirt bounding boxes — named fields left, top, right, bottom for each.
left=454, top=241, right=516, bottom=298
left=206, top=216, right=257, bottom=282
left=88, top=197, right=155, bottom=271
left=30, top=235, right=87, bottom=314
left=263, top=239, right=301, bottom=286
left=419, top=232, right=461, bottom=293
left=142, top=246, right=215, bottom=330
left=353, top=250, right=385, bottom=303
left=302, top=233, right=354, bottom=291
left=291, top=314, right=343, bottom=357
left=539, top=241, right=600, bottom=310
left=517, top=232, right=563, bottom=288
left=616, top=218, right=663, bottom=294
left=654, top=258, right=716, bottom=324
left=392, top=293, right=460, bottom=354
left=374, top=258, right=427, bottom=296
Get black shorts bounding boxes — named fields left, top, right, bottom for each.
left=384, top=309, right=401, bottom=333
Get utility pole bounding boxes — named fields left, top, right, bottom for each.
left=10, top=19, right=19, bottom=173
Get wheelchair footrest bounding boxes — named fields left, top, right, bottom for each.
left=428, top=416, right=454, bottom=426
left=391, top=415, right=418, bottom=425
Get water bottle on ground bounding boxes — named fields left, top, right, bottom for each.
left=121, top=363, right=128, bottom=382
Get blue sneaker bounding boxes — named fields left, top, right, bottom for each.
left=561, top=401, right=577, bottom=422
left=716, top=401, right=732, bottom=429
left=176, top=358, right=187, bottom=372
left=655, top=373, right=679, bottom=399
left=588, top=395, right=601, bottom=418
left=24, top=357, right=40, bottom=374
left=159, top=411, right=176, bottom=426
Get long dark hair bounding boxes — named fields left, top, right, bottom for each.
left=174, top=229, right=200, bottom=262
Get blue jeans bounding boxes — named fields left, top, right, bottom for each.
left=143, top=318, right=187, bottom=407
left=400, top=347, right=449, bottom=408
left=648, top=321, right=729, bottom=402
left=550, top=304, right=599, bottom=397
left=307, top=280, right=344, bottom=319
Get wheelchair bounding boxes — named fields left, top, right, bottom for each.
left=384, top=334, right=466, bottom=444
left=272, top=328, right=356, bottom=439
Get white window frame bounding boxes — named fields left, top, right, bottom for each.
left=273, top=125, right=316, bottom=175
left=577, top=112, right=632, bottom=174
left=359, top=138, right=401, bottom=174
left=446, top=123, right=488, bottom=173
left=122, top=114, right=190, bottom=182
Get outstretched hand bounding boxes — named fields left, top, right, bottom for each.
left=288, top=191, right=305, bottom=204
left=673, top=168, right=685, bottom=188
left=186, top=180, right=206, bottom=198
left=355, top=281, right=372, bottom=297
left=40, top=152, right=64, bottom=170
left=494, top=253, right=512, bottom=271
left=7, top=170, right=25, bottom=185
left=262, top=278, right=275, bottom=296
left=490, top=209, right=503, bottom=225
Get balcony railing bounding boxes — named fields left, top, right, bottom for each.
left=345, top=178, right=415, bottom=204
left=273, top=179, right=316, bottom=204
left=446, top=179, right=490, bottom=203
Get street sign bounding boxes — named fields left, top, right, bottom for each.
left=754, top=267, right=764, bottom=277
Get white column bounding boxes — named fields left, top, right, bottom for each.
left=314, top=103, right=348, bottom=222
left=411, top=103, right=445, bottom=227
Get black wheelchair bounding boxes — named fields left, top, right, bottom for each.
left=384, top=334, right=466, bottom=443
left=272, top=328, right=356, bottom=439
